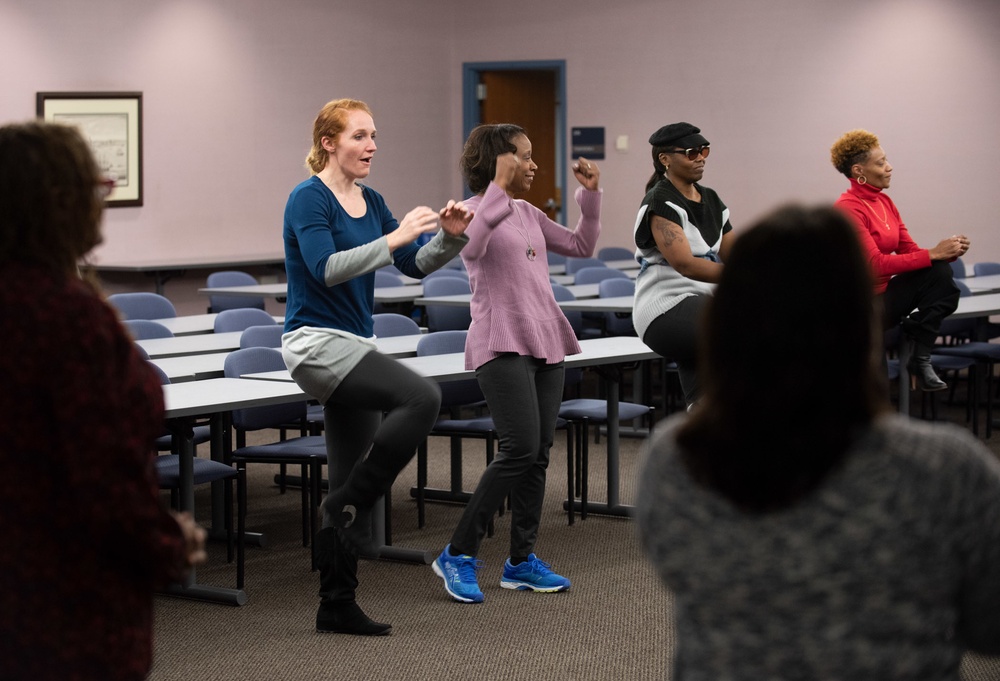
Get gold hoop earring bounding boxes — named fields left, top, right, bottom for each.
left=857, top=175, right=867, bottom=185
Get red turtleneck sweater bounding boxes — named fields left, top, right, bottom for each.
left=835, top=181, right=931, bottom=294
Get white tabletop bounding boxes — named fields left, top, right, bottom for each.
left=243, top=336, right=658, bottom=385
left=152, top=313, right=284, bottom=336
left=557, top=296, right=634, bottom=313
left=962, top=274, right=1000, bottom=295
left=162, top=377, right=307, bottom=419
left=950, top=292, right=1000, bottom=319
left=138, top=331, right=244, bottom=358
left=198, top=283, right=289, bottom=299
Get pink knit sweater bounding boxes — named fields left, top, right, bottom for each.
left=460, top=182, right=602, bottom=370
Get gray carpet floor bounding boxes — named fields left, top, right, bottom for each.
left=150, top=393, right=1000, bottom=680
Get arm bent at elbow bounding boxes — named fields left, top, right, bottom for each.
left=651, top=214, right=723, bottom=283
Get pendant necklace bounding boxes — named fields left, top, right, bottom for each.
left=511, top=204, right=537, bottom=261
left=861, top=195, right=890, bottom=231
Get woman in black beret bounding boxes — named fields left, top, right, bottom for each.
left=632, top=122, right=734, bottom=406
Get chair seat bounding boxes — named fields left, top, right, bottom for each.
left=558, top=398, right=652, bottom=422
left=433, top=416, right=496, bottom=433
left=155, top=425, right=211, bottom=452
left=156, top=455, right=237, bottom=487
left=935, top=342, right=1000, bottom=359
left=231, top=435, right=328, bottom=462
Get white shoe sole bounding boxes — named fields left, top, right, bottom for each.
left=432, top=559, right=483, bottom=603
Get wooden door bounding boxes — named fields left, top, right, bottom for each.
left=479, top=70, right=560, bottom=221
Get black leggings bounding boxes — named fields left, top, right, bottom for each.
left=641, top=294, right=709, bottom=405
left=321, top=350, right=441, bottom=528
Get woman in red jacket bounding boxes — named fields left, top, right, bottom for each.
left=831, top=129, right=969, bottom=391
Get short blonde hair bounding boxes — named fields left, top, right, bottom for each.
left=305, top=99, right=373, bottom=174
left=830, top=129, right=879, bottom=178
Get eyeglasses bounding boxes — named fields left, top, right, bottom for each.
left=668, top=145, right=710, bottom=161
left=95, top=176, right=117, bottom=200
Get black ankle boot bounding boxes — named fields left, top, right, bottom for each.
left=316, top=600, right=392, bottom=636
left=314, top=528, right=391, bottom=636
left=908, top=354, right=947, bottom=391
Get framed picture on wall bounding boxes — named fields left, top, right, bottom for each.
left=36, top=91, right=143, bottom=207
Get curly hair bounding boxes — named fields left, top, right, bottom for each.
left=0, top=121, right=104, bottom=276
left=830, top=129, right=880, bottom=178
left=460, top=124, right=526, bottom=194
left=305, top=99, right=373, bottom=174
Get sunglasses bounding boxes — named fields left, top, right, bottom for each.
left=668, top=145, right=710, bottom=161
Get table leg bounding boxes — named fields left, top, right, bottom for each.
left=563, top=365, right=633, bottom=519
left=165, top=417, right=248, bottom=605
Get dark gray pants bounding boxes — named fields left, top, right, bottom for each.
left=449, top=353, right=565, bottom=559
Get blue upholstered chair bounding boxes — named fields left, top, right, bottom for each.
left=573, top=266, right=629, bottom=286
left=107, top=292, right=176, bottom=320
left=239, top=324, right=284, bottom=349
left=214, top=307, right=277, bottom=334
left=123, top=319, right=173, bottom=340
left=597, top=246, right=634, bottom=262
left=224, top=348, right=328, bottom=574
left=373, top=312, right=421, bottom=337
left=422, top=276, right=472, bottom=332
left=564, top=256, right=605, bottom=275
left=206, top=271, right=266, bottom=313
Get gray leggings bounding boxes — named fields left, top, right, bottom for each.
left=449, top=353, right=565, bottom=559
left=641, top=294, right=710, bottom=406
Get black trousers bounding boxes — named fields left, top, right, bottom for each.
left=880, top=260, right=960, bottom=351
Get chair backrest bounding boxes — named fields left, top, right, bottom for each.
left=223, top=347, right=306, bottom=430
left=123, top=319, right=174, bottom=340
left=239, top=324, right=284, bottom=349
left=416, top=330, right=484, bottom=408
left=440, top=257, right=466, bottom=271
left=574, top=266, right=629, bottom=286
left=374, top=270, right=404, bottom=288
left=597, top=246, right=634, bottom=262
left=422, top=276, right=472, bottom=332
left=950, top=257, right=966, bottom=279
left=214, top=307, right=277, bottom=333
left=550, top=283, right=583, bottom=337
left=107, top=292, right=177, bottom=320
left=973, top=262, right=1000, bottom=277
left=547, top=251, right=567, bottom=267
left=599, top=278, right=636, bottom=336
left=373, top=313, right=421, bottom=337
left=206, top=270, right=265, bottom=312
left=422, top=269, right=470, bottom=283
left=564, top=256, right=605, bottom=275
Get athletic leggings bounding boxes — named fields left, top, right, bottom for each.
left=321, top=350, right=441, bottom=528
left=641, top=294, right=710, bottom=406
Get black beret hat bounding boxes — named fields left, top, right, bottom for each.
left=648, top=122, right=709, bottom=149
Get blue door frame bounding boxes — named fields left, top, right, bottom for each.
left=461, top=60, right=567, bottom=219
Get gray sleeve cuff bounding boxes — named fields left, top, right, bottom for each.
left=415, top=231, right=469, bottom=274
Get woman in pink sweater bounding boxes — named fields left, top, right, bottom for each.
left=432, top=124, right=601, bottom=603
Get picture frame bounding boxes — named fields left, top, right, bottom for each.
left=36, top=91, right=143, bottom=207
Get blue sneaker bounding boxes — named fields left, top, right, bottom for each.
left=432, top=545, right=484, bottom=603
left=500, top=554, right=571, bottom=592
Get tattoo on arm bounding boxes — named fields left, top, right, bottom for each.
left=653, top=220, right=682, bottom=247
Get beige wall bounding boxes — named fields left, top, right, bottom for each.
left=2, top=0, right=998, bottom=307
